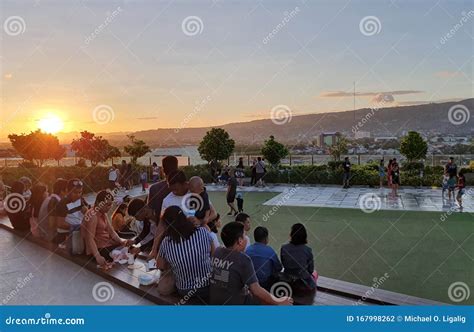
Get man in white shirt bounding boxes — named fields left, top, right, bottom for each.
left=255, top=157, right=266, bottom=187
left=108, top=165, right=118, bottom=189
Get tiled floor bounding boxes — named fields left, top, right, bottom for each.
left=206, top=185, right=474, bottom=213
left=261, top=186, right=474, bottom=212
left=0, top=228, right=152, bottom=305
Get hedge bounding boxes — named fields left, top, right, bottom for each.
left=1, top=164, right=472, bottom=192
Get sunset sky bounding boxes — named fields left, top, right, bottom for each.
left=0, top=0, right=472, bottom=141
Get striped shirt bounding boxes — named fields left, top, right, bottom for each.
left=159, top=227, right=212, bottom=291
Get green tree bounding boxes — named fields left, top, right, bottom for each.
left=71, top=131, right=120, bottom=166
left=261, top=135, right=289, bottom=167
left=400, top=131, right=428, bottom=162
left=198, top=128, right=235, bottom=163
left=8, top=130, right=66, bottom=166
left=329, top=136, right=348, bottom=161
left=123, top=134, right=150, bottom=164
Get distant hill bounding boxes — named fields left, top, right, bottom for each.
left=58, top=99, right=473, bottom=147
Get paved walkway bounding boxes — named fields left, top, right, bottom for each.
left=207, top=184, right=474, bottom=213
left=0, top=228, right=153, bottom=305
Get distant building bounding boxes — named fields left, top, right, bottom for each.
left=316, top=132, right=341, bottom=147
left=374, top=136, right=398, bottom=142
left=354, top=131, right=371, bottom=139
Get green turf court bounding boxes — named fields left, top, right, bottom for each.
left=208, top=191, right=474, bottom=304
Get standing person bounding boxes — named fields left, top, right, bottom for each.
left=445, top=157, right=458, bottom=178
left=151, top=162, right=160, bottom=183
left=209, top=222, right=293, bottom=305
left=6, top=181, right=31, bottom=231
left=37, top=178, right=68, bottom=241
left=255, top=157, right=266, bottom=187
left=82, top=190, right=132, bottom=269
left=280, top=223, right=317, bottom=292
left=387, top=159, right=393, bottom=189
left=246, top=226, right=282, bottom=291
left=147, top=156, right=178, bottom=260
left=250, top=159, right=257, bottom=186
left=126, top=163, right=133, bottom=191
left=342, top=157, right=351, bottom=189
left=391, top=162, right=400, bottom=196
left=226, top=169, right=238, bottom=216
left=119, top=160, right=127, bottom=189
left=29, top=183, right=48, bottom=237
left=140, top=168, right=147, bottom=192
left=378, top=159, right=385, bottom=189
left=158, top=206, right=213, bottom=301
left=236, top=193, right=244, bottom=213
left=456, top=171, right=466, bottom=211
left=235, top=157, right=245, bottom=187
left=447, top=174, right=457, bottom=201
left=108, top=165, right=118, bottom=190
left=235, top=212, right=251, bottom=250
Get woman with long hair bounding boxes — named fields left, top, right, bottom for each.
left=157, top=206, right=212, bottom=301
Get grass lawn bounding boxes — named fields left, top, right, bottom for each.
left=208, top=191, right=474, bottom=304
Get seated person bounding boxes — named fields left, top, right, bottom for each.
left=188, top=176, right=210, bottom=224
left=158, top=206, right=213, bottom=301
left=112, top=203, right=135, bottom=238
left=55, top=179, right=90, bottom=245
left=81, top=190, right=132, bottom=268
left=37, top=178, right=68, bottom=241
left=5, top=180, right=31, bottom=232
left=235, top=213, right=251, bottom=250
left=217, top=170, right=230, bottom=185
left=127, top=198, right=157, bottom=255
left=280, top=223, right=317, bottom=291
left=206, top=213, right=222, bottom=249
left=209, top=222, right=293, bottom=305
left=246, top=226, right=282, bottom=290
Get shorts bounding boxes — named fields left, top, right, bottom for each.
left=227, top=193, right=236, bottom=203
left=457, top=189, right=465, bottom=198
left=448, top=186, right=455, bottom=192
left=256, top=173, right=264, bottom=181
left=392, top=177, right=400, bottom=185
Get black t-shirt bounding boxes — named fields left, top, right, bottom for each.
left=227, top=177, right=238, bottom=196
left=195, top=190, right=211, bottom=220
left=343, top=161, right=351, bottom=172
left=445, top=163, right=457, bottom=177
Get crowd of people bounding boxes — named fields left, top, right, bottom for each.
left=1, top=156, right=321, bottom=305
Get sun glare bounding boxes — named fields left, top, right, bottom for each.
left=38, top=115, right=64, bottom=134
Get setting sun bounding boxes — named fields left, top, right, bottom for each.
left=38, top=115, right=64, bottom=134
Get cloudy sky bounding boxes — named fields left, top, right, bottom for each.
left=0, top=0, right=472, bottom=139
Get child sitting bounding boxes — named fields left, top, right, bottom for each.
left=188, top=176, right=211, bottom=225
